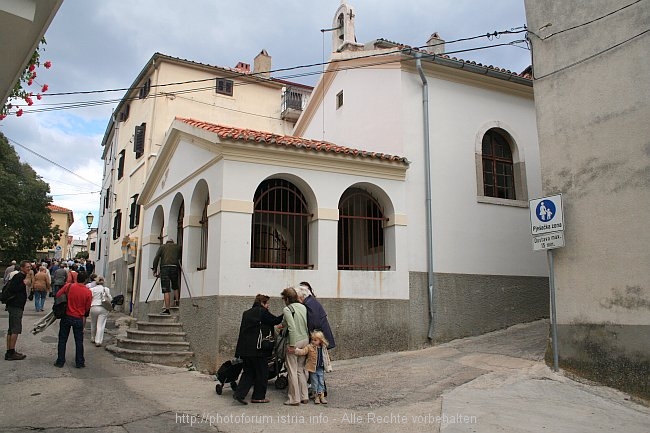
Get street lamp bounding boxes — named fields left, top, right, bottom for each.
left=85, top=212, right=94, bottom=229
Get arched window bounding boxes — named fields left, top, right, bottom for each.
left=251, top=179, right=311, bottom=269
left=482, top=129, right=516, bottom=200
left=338, top=188, right=389, bottom=270
left=198, top=197, right=208, bottom=270
left=176, top=201, right=184, bottom=246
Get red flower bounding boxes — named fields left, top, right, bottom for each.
left=28, top=79, right=33, bottom=86
left=0, top=114, right=6, bottom=121
left=36, top=93, right=42, bottom=100
left=41, top=84, right=49, bottom=92
left=31, top=71, right=37, bottom=79
left=44, top=61, right=52, bottom=69
left=27, top=98, right=34, bottom=106
left=16, top=109, right=24, bottom=117
left=29, top=64, right=36, bottom=72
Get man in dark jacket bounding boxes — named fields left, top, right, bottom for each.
left=4, top=260, right=31, bottom=360
left=152, top=239, right=182, bottom=314
left=232, top=294, right=282, bottom=404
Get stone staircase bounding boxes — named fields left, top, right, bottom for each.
left=106, top=308, right=193, bottom=367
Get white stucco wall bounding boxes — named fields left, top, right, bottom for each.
left=139, top=132, right=410, bottom=304
left=300, top=58, right=546, bottom=278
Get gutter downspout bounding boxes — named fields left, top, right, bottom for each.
left=415, top=52, right=436, bottom=341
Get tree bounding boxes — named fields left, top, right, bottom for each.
left=0, top=132, right=61, bottom=262
left=75, top=251, right=89, bottom=260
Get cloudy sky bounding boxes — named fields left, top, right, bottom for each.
left=0, top=0, right=531, bottom=240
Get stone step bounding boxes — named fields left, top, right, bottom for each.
left=126, top=329, right=187, bottom=342
left=116, top=337, right=190, bottom=352
left=137, top=321, right=184, bottom=333
left=106, top=345, right=193, bottom=368
left=146, top=312, right=180, bottom=323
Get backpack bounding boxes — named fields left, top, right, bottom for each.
left=52, top=284, right=70, bottom=319
left=0, top=279, right=16, bottom=304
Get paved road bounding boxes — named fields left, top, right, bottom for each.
left=1, top=299, right=649, bottom=432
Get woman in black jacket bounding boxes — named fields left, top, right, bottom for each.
left=233, top=294, right=282, bottom=404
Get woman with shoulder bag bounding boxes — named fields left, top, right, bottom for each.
left=232, top=294, right=282, bottom=404
left=31, top=266, right=51, bottom=312
left=89, top=276, right=112, bottom=347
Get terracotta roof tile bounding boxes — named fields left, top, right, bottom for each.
left=176, top=118, right=409, bottom=164
left=48, top=204, right=72, bottom=213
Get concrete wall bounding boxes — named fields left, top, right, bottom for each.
left=136, top=294, right=411, bottom=374
left=136, top=269, right=547, bottom=373
left=409, top=271, right=548, bottom=347
left=524, top=0, right=650, bottom=398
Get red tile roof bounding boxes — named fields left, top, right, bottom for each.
left=176, top=118, right=409, bottom=163
left=48, top=204, right=72, bottom=213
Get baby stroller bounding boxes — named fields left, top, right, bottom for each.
left=214, top=328, right=289, bottom=395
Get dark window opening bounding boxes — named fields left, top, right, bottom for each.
left=198, top=197, right=209, bottom=270
left=336, top=90, right=344, bottom=109
left=138, top=78, right=151, bottom=99
left=250, top=179, right=311, bottom=269
left=117, top=150, right=125, bottom=179
left=338, top=188, right=389, bottom=270
left=482, top=129, right=515, bottom=200
left=129, top=195, right=140, bottom=229
left=134, top=123, right=146, bottom=159
left=90, top=242, right=96, bottom=251
left=112, top=209, right=122, bottom=240
left=119, top=104, right=130, bottom=122
left=216, top=78, right=234, bottom=96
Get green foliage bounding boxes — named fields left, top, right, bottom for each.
left=75, top=251, right=89, bottom=260
left=0, top=132, right=61, bottom=263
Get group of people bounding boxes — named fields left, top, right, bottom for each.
left=3, top=258, right=112, bottom=368
left=233, top=282, right=336, bottom=406
left=2, top=258, right=97, bottom=313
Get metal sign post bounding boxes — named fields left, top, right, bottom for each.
left=547, top=250, right=559, bottom=372
left=530, top=194, right=564, bottom=372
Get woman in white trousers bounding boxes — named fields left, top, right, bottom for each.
left=89, top=276, right=112, bottom=347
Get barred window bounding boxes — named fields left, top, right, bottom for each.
left=250, top=179, right=311, bottom=269
left=198, top=198, right=208, bottom=270
left=338, top=188, right=389, bottom=270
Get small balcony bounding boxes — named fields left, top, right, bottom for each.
left=281, top=87, right=311, bottom=122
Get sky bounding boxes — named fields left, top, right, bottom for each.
left=0, top=0, right=531, bottom=240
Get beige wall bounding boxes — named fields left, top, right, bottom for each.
left=524, top=0, right=650, bottom=398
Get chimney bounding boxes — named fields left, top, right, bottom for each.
left=426, top=32, right=445, bottom=55
left=253, top=49, right=272, bottom=78
left=235, top=62, right=250, bottom=73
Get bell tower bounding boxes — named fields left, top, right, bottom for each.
left=332, top=1, right=363, bottom=52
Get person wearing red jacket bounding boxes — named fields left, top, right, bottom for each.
left=54, top=271, right=92, bottom=368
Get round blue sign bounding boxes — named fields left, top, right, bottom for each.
left=535, top=200, right=556, bottom=222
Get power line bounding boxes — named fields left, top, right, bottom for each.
left=6, top=136, right=102, bottom=187
left=51, top=191, right=101, bottom=197
left=12, top=37, right=530, bottom=117
left=531, top=0, right=643, bottom=40
left=533, top=28, right=649, bottom=80
left=29, top=27, right=529, bottom=99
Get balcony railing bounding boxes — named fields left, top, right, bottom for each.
left=281, top=87, right=311, bottom=122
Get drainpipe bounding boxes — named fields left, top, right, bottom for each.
left=415, top=52, right=436, bottom=341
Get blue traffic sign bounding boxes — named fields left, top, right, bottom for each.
left=535, top=200, right=556, bottom=223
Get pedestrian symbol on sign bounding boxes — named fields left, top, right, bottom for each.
left=536, top=200, right=556, bottom=222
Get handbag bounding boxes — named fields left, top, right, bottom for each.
left=257, top=327, right=275, bottom=351
left=28, top=289, right=34, bottom=301
left=100, top=289, right=113, bottom=311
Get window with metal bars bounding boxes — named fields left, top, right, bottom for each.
left=176, top=202, right=184, bottom=247
left=250, top=179, right=311, bottom=269
left=338, top=188, right=389, bottom=270
left=198, top=198, right=208, bottom=270
left=482, top=129, right=516, bottom=200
